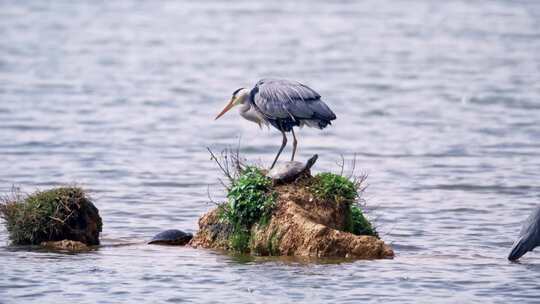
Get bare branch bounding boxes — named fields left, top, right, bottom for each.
left=234, top=136, right=243, bottom=174
left=348, top=153, right=357, bottom=178
left=217, top=177, right=229, bottom=191
left=207, top=147, right=233, bottom=182
left=336, top=154, right=345, bottom=176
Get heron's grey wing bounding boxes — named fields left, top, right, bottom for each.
left=508, top=206, right=540, bottom=261
left=252, top=79, right=336, bottom=121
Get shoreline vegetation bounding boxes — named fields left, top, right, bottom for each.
left=190, top=150, right=393, bottom=259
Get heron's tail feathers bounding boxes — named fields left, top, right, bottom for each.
left=508, top=236, right=532, bottom=261
left=310, top=99, right=336, bottom=122
left=300, top=119, right=331, bottom=129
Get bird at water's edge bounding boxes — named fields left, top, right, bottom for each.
left=215, top=79, right=336, bottom=169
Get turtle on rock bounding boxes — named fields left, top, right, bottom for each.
left=148, top=229, right=193, bottom=246
left=267, top=154, right=318, bottom=184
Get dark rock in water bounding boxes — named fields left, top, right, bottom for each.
left=267, top=154, right=318, bottom=184
left=148, top=229, right=193, bottom=246
left=41, top=240, right=90, bottom=251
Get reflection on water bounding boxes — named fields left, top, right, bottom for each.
left=1, top=0, right=540, bottom=303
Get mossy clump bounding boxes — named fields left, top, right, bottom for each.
left=311, top=172, right=358, bottom=203
left=310, top=172, right=377, bottom=237
left=0, top=187, right=102, bottom=245
left=348, top=205, right=378, bottom=237
left=220, top=166, right=276, bottom=252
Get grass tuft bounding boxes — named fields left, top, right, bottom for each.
left=0, top=187, right=102, bottom=245
left=347, top=205, right=378, bottom=237
left=311, top=172, right=358, bottom=203
left=310, top=172, right=377, bottom=237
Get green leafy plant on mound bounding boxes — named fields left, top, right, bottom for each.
left=348, top=205, right=378, bottom=238
left=311, top=172, right=378, bottom=237
left=0, top=187, right=102, bottom=245
left=219, top=167, right=276, bottom=252
left=311, top=172, right=358, bottom=203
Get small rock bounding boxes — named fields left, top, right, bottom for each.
left=41, top=240, right=90, bottom=251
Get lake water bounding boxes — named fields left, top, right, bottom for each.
left=1, top=0, right=540, bottom=303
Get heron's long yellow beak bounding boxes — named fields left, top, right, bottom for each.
left=215, top=98, right=235, bottom=120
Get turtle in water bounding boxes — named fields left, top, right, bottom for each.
left=148, top=229, right=193, bottom=246
left=267, top=154, right=318, bottom=184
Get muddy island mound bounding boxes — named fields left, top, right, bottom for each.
left=191, top=154, right=393, bottom=259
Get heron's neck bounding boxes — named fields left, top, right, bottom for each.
left=238, top=97, right=265, bottom=127
left=239, top=101, right=251, bottom=113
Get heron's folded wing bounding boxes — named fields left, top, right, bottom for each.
left=252, top=79, right=335, bottom=121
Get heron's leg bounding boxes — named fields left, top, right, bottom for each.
left=291, top=128, right=298, bottom=161
left=270, top=131, right=287, bottom=169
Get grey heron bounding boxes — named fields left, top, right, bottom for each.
left=508, top=206, right=540, bottom=261
left=215, top=79, right=336, bottom=169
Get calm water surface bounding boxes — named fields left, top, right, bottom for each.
left=1, top=0, right=540, bottom=303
